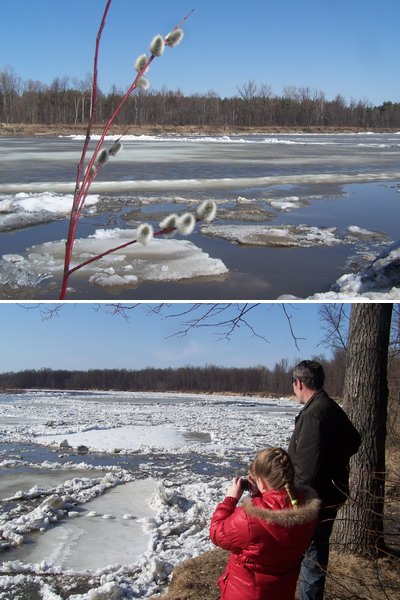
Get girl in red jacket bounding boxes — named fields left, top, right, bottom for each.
left=210, top=447, right=320, bottom=600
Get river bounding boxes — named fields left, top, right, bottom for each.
left=1, top=132, right=399, bottom=300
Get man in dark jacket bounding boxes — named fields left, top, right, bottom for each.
left=288, top=360, right=361, bottom=600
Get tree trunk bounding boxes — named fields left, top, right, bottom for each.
left=334, top=303, right=392, bottom=557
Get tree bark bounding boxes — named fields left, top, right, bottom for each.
left=335, top=303, right=392, bottom=557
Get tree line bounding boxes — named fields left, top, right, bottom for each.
left=1, top=349, right=397, bottom=401
left=0, top=354, right=343, bottom=396
left=1, top=66, right=399, bottom=129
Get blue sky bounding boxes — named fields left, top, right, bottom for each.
left=1, top=0, right=398, bottom=105
left=0, top=303, right=349, bottom=372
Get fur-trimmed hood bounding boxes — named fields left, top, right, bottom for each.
left=243, top=486, right=320, bottom=529
left=244, top=495, right=321, bottom=528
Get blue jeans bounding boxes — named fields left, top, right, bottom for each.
left=298, top=511, right=337, bottom=600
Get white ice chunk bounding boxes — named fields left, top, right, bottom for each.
left=0, top=228, right=228, bottom=289
left=13, top=192, right=98, bottom=214
left=0, top=192, right=99, bottom=232
left=267, top=196, right=303, bottom=211
left=36, top=424, right=190, bottom=452
left=201, top=224, right=340, bottom=247
left=308, top=241, right=400, bottom=299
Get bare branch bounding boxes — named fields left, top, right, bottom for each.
left=101, top=302, right=308, bottom=350
left=17, top=303, right=65, bottom=320
left=281, top=304, right=306, bottom=351
left=317, top=304, right=349, bottom=351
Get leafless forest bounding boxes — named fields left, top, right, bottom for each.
left=1, top=350, right=399, bottom=404
left=1, top=66, right=399, bottom=129
left=0, top=352, right=341, bottom=396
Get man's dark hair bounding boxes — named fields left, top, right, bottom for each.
left=293, top=360, right=325, bottom=390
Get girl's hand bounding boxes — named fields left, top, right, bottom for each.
left=226, top=477, right=243, bottom=500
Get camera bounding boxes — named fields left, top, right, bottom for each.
left=240, top=477, right=251, bottom=491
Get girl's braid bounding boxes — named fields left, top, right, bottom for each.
left=275, top=449, right=298, bottom=507
left=251, top=447, right=298, bottom=507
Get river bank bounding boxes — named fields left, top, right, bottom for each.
left=0, top=122, right=397, bottom=137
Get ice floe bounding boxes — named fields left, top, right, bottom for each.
left=200, top=223, right=390, bottom=248
left=0, top=192, right=99, bottom=232
left=36, top=425, right=193, bottom=453
left=266, top=196, right=305, bottom=211
left=201, top=224, right=341, bottom=246
left=61, top=133, right=400, bottom=149
left=0, top=228, right=228, bottom=290
left=2, top=172, right=400, bottom=196
left=3, top=480, right=159, bottom=571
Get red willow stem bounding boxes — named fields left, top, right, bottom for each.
left=60, top=57, right=156, bottom=299
left=60, top=0, right=112, bottom=299
left=59, top=4, right=194, bottom=299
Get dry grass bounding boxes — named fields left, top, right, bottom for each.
left=0, top=122, right=395, bottom=137
left=150, top=548, right=227, bottom=600
left=324, top=551, right=400, bottom=600
left=152, top=548, right=400, bottom=600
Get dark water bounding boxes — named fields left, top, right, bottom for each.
left=0, top=441, right=241, bottom=484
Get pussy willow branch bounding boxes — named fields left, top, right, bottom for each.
left=75, top=0, right=112, bottom=192
left=60, top=2, right=193, bottom=299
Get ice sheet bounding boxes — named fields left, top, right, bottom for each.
left=36, top=425, right=191, bottom=452
left=4, top=480, right=158, bottom=571
left=201, top=223, right=390, bottom=248
left=0, top=230, right=228, bottom=290
left=1, top=171, right=399, bottom=195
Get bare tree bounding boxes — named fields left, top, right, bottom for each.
left=236, top=80, right=258, bottom=101
left=0, top=65, right=22, bottom=122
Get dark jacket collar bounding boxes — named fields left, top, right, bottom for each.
left=300, top=388, right=327, bottom=414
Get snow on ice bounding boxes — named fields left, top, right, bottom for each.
left=201, top=223, right=342, bottom=246
left=200, top=223, right=391, bottom=248
left=0, top=390, right=297, bottom=599
left=306, top=240, right=400, bottom=300
left=0, top=228, right=228, bottom=290
left=0, top=192, right=99, bottom=232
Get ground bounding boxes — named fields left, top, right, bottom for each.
left=153, top=444, right=400, bottom=600
left=151, top=546, right=400, bottom=600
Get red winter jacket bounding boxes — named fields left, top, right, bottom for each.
left=210, top=488, right=320, bottom=600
